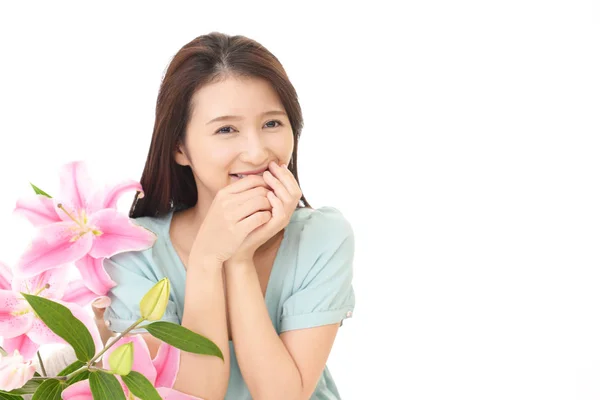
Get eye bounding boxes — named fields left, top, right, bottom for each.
left=215, top=126, right=236, bottom=135
left=215, top=120, right=283, bottom=135
left=265, top=120, right=283, bottom=128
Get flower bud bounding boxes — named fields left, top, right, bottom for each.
left=139, top=278, right=170, bottom=321
left=108, top=342, right=133, bottom=376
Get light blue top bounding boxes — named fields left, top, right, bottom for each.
left=103, top=206, right=355, bottom=399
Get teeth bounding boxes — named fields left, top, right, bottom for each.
left=232, top=172, right=262, bottom=178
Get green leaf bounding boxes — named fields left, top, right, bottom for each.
left=1, top=378, right=41, bottom=395
left=30, top=183, right=52, bottom=198
left=146, top=321, right=224, bottom=360
left=122, top=371, right=162, bottom=400
left=58, top=360, right=90, bottom=386
left=89, top=371, right=126, bottom=400
left=0, top=346, right=7, bottom=356
left=0, top=392, right=24, bottom=400
left=22, top=294, right=95, bottom=362
left=31, top=379, right=62, bottom=400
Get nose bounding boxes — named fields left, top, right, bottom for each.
left=240, top=130, right=269, bottom=165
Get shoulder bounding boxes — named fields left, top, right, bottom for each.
left=130, top=213, right=170, bottom=237
left=288, top=206, right=354, bottom=272
left=291, top=206, right=354, bottom=249
left=291, top=206, right=352, bottom=233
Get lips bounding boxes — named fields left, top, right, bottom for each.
left=230, top=172, right=265, bottom=179
left=232, top=166, right=269, bottom=175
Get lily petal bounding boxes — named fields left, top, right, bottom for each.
left=12, top=267, right=69, bottom=299
left=0, top=291, right=33, bottom=339
left=62, top=280, right=105, bottom=306
left=26, top=300, right=103, bottom=356
left=157, top=387, right=205, bottom=400
left=15, top=222, right=93, bottom=277
left=0, top=261, right=12, bottom=290
left=102, top=335, right=157, bottom=385
left=96, top=179, right=144, bottom=210
left=0, top=350, right=36, bottom=392
left=88, top=209, right=156, bottom=259
left=74, top=255, right=116, bottom=296
left=26, top=317, right=65, bottom=347
left=60, top=379, right=93, bottom=399
left=153, top=342, right=180, bottom=389
left=59, top=161, right=94, bottom=214
left=13, top=195, right=61, bottom=226
left=2, top=334, right=39, bottom=360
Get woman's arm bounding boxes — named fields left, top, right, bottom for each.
left=171, top=260, right=230, bottom=400
left=123, top=259, right=230, bottom=400
left=224, top=260, right=339, bottom=400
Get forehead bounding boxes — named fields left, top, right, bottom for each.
left=191, top=76, right=284, bottom=120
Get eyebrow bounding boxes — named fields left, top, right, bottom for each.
left=206, top=110, right=287, bottom=125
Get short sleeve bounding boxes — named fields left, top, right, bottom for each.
left=280, top=207, right=356, bottom=332
left=103, top=250, right=180, bottom=334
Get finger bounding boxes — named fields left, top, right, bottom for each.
left=268, top=162, right=302, bottom=198
left=229, top=186, right=271, bottom=206
left=263, top=170, right=293, bottom=204
left=232, top=195, right=271, bottom=222
left=224, top=174, right=269, bottom=195
left=266, top=191, right=285, bottom=219
left=239, top=210, right=271, bottom=236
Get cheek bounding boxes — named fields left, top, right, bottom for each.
left=272, top=130, right=294, bottom=158
left=210, top=146, right=238, bottom=165
left=194, top=140, right=237, bottom=167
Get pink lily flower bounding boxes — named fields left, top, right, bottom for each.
left=13, top=161, right=156, bottom=295
left=0, top=261, right=103, bottom=360
left=0, top=349, right=36, bottom=391
left=62, top=335, right=204, bottom=400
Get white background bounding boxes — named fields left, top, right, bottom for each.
left=0, top=1, right=599, bottom=399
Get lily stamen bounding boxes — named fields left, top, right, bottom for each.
left=57, top=203, right=85, bottom=230
left=33, top=283, right=51, bottom=297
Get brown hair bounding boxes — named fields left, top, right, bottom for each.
left=130, top=32, right=312, bottom=218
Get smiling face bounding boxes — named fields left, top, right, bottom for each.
left=175, top=75, right=295, bottom=202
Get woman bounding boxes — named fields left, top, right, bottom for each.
left=98, top=32, right=355, bottom=399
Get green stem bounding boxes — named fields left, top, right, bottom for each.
left=36, top=351, right=47, bottom=377
left=86, top=317, right=145, bottom=367
left=88, top=366, right=116, bottom=374
left=63, top=365, right=88, bottom=381
left=28, top=317, right=147, bottom=382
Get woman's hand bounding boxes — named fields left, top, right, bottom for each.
left=227, top=161, right=303, bottom=265
left=189, top=174, right=273, bottom=266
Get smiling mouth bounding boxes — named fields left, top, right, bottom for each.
left=229, top=172, right=265, bottom=179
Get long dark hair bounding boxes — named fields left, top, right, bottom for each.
left=130, top=32, right=312, bottom=218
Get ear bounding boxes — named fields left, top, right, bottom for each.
left=174, top=144, right=191, bottom=167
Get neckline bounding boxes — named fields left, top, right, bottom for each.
left=163, top=208, right=294, bottom=339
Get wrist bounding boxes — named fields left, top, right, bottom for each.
left=224, top=256, right=254, bottom=268
left=189, top=255, right=223, bottom=271
left=224, top=259, right=255, bottom=278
